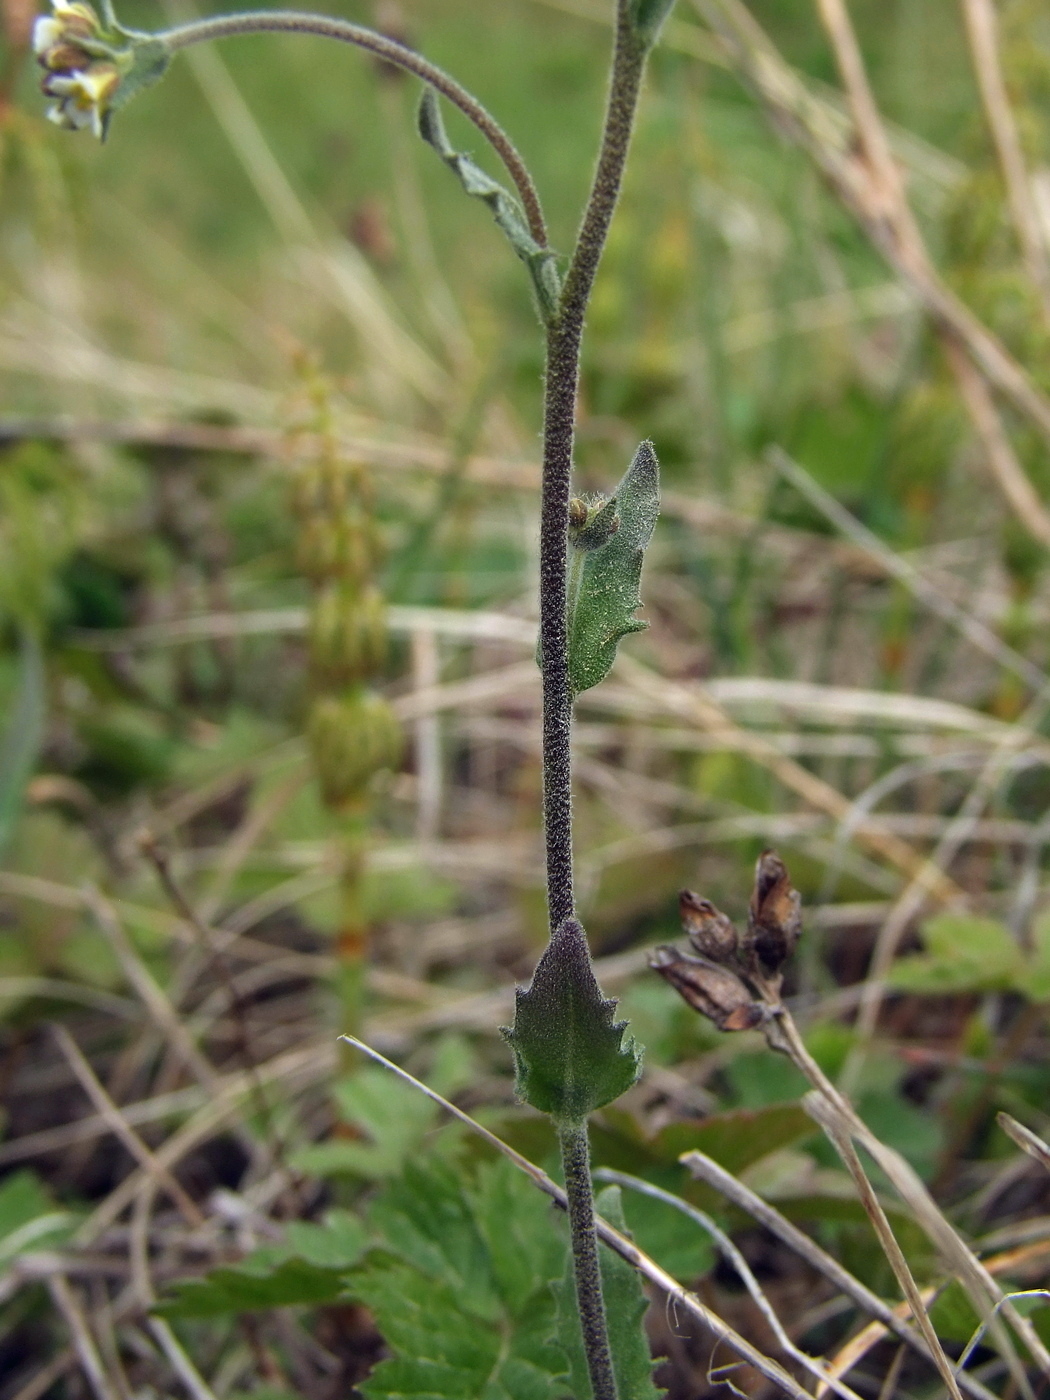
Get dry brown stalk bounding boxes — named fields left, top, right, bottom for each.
left=692, top=0, right=1050, bottom=547
left=803, top=1091, right=967, bottom=1400
left=47, top=1274, right=120, bottom=1400
left=680, top=1148, right=1000, bottom=1400
left=616, top=654, right=965, bottom=905
left=959, top=0, right=1050, bottom=316
left=51, top=1022, right=206, bottom=1229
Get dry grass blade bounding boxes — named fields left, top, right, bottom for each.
left=51, top=1022, right=205, bottom=1228
left=803, top=1091, right=968, bottom=1400
left=770, top=446, right=1048, bottom=692
left=615, top=654, right=964, bottom=903
left=679, top=1148, right=1001, bottom=1400
left=998, top=1114, right=1050, bottom=1174
left=594, top=1168, right=869, bottom=1400
left=959, top=0, right=1050, bottom=315
left=339, top=1036, right=817, bottom=1400
left=692, top=0, right=1050, bottom=544
left=767, top=1008, right=1048, bottom=1389
left=47, top=1275, right=119, bottom=1400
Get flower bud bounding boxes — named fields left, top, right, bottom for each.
left=307, top=689, right=403, bottom=810
left=308, top=583, right=388, bottom=685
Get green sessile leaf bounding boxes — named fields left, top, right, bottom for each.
left=418, top=88, right=561, bottom=322
left=554, top=1185, right=663, bottom=1400
left=502, top=918, right=642, bottom=1124
left=567, top=441, right=660, bottom=698
left=352, top=1156, right=569, bottom=1400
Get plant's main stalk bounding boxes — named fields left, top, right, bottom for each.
left=560, top=1121, right=618, bottom=1400
left=537, top=8, right=650, bottom=1398
left=538, top=0, right=646, bottom=931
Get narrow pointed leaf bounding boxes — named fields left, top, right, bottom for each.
left=503, top=919, right=642, bottom=1123
left=568, top=441, right=660, bottom=697
left=418, top=88, right=560, bottom=321
left=554, top=1185, right=664, bottom=1399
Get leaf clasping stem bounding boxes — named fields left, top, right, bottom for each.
left=158, top=8, right=548, bottom=247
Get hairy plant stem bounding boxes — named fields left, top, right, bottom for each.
left=539, top=10, right=649, bottom=1399
left=539, top=1, right=647, bottom=931
left=159, top=10, right=547, bottom=246
left=559, top=1121, right=617, bottom=1400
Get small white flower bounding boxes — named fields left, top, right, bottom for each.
left=42, top=62, right=120, bottom=139
left=32, top=17, right=65, bottom=55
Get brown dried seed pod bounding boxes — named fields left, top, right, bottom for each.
left=649, top=946, right=765, bottom=1032
left=678, top=889, right=739, bottom=963
left=745, top=849, right=802, bottom=974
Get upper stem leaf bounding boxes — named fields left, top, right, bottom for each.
left=502, top=918, right=642, bottom=1123
left=567, top=440, right=660, bottom=698
left=418, top=87, right=560, bottom=322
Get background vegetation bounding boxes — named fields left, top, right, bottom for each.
left=3, top=0, right=1050, bottom=1396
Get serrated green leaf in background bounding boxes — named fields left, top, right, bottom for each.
left=157, top=1209, right=367, bottom=1317
left=157, top=1252, right=352, bottom=1317
left=290, top=1067, right=439, bottom=1179
left=351, top=1157, right=568, bottom=1400
left=418, top=88, right=561, bottom=322
left=567, top=442, right=660, bottom=698
left=554, top=1185, right=663, bottom=1400
left=888, top=914, right=1024, bottom=994
left=503, top=918, right=642, bottom=1123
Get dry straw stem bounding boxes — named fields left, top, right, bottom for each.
left=615, top=654, right=964, bottom=904
left=997, top=1114, right=1050, bottom=1174
left=959, top=0, right=1050, bottom=318
left=770, top=448, right=1049, bottom=695
left=820, top=1235, right=1050, bottom=1400
left=595, top=1168, right=869, bottom=1400
left=680, top=1149, right=1001, bottom=1400
left=337, top=1037, right=820, bottom=1400
left=50, top=1022, right=205, bottom=1229
left=692, top=0, right=1050, bottom=547
left=767, top=1006, right=1050, bottom=1390
left=47, top=1274, right=117, bottom=1400
left=803, top=1092, right=967, bottom=1400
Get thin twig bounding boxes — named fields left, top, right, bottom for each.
left=594, top=1168, right=869, bottom=1400
left=959, top=0, right=1050, bottom=316
left=802, top=1092, right=966, bottom=1400
left=50, top=1022, right=205, bottom=1228
left=48, top=1274, right=120, bottom=1400
left=678, top=1149, right=1001, bottom=1400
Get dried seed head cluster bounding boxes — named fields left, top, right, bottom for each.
left=650, top=850, right=802, bottom=1033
